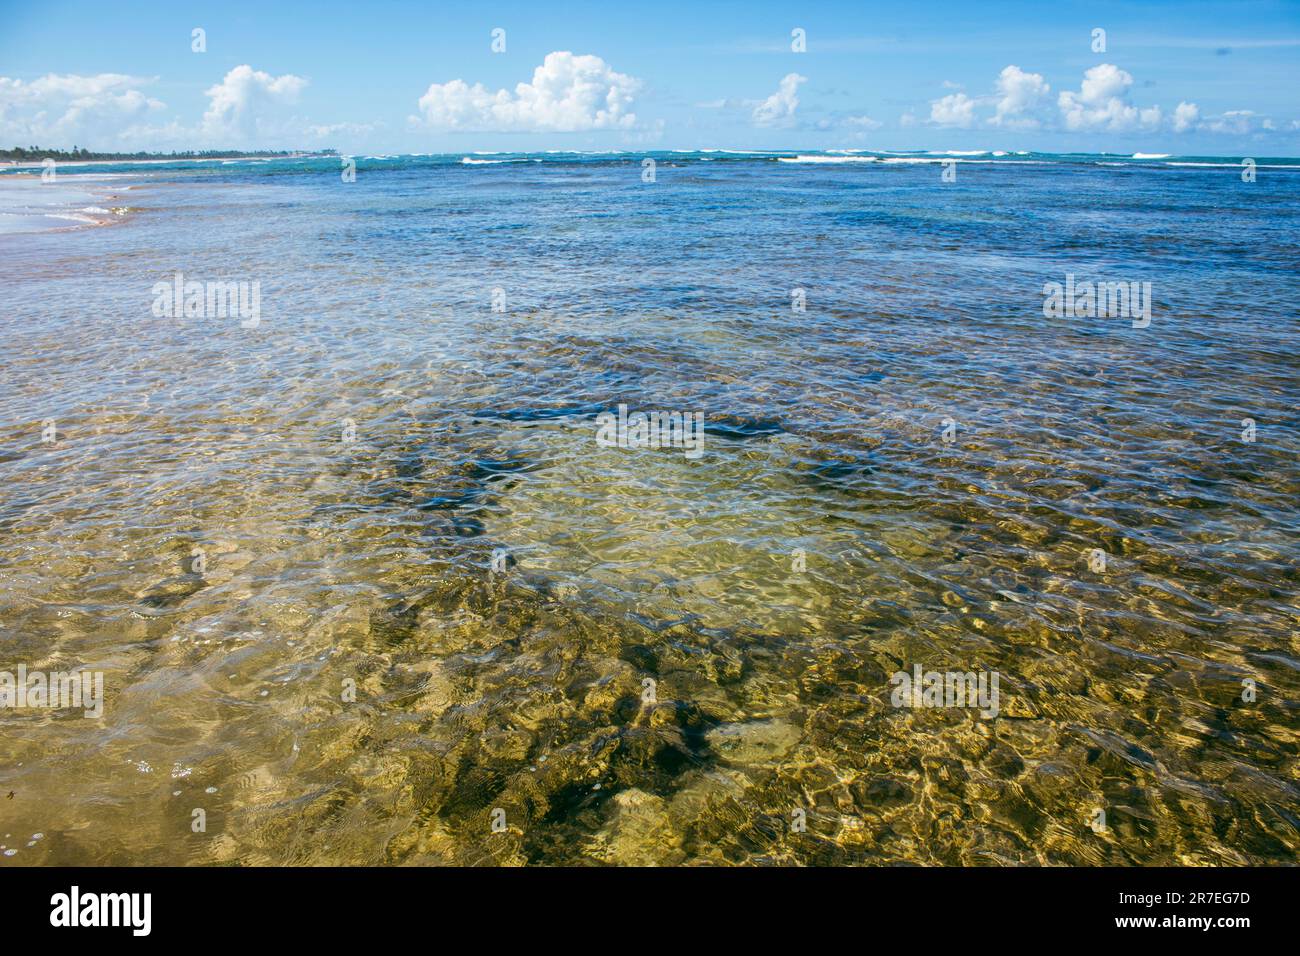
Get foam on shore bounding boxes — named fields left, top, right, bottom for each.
left=0, top=174, right=132, bottom=234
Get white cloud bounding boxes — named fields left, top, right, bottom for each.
left=812, top=114, right=882, bottom=133
left=1057, top=63, right=1161, bottom=131
left=201, top=65, right=307, bottom=141
left=0, top=65, right=357, bottom=151
left=414, top=51, right=639, bottom=132
left=842, top=114, right=882, bottom=130
left=11, top=73, right=154, bottom=101
left=1172, top=101, right=1200, bottom=133
left=990, top=65, right=1049, bottom=128
left=930, top=92, right=976, bottom=128
left=0, top=73, right=164, bottom=147
left=915, top=62, right=1225, bottom=137
left=752, top=72, right=806, bottom=127
left=1201, top=109, right=1265, bottom=134
left=305, top=121, right=379, bottom=141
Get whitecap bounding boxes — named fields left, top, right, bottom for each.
left=777, top=155, right=879, bottom=164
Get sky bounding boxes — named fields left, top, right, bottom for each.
left=1, top=0, right=1298, bottom=155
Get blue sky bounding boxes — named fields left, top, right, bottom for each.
left=1, top=0, right=1297, bottom=154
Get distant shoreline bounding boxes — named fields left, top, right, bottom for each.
left=1, top=150, right=336, bottom=169
left=4, top=149, right=1300, bottom=171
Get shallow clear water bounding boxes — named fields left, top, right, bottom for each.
left=1, top=152, right=1298, bottom=865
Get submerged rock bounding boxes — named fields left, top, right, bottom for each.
left=586, top=788, right=685, bottom=866
left=705, top=718, right=802, bottom=767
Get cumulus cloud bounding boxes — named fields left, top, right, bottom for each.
left=914, top=63, right=1229, bottom=137
left=201, top=65, right=307, bottom=141
left=0, top=73, right=164, bottom=147
left=414, top=52, right=639, bottom=132
left=5, top=73, right=155, bottom=102
left=990, top=65, right=1049, bottom=128
left=1057, top=63, right=1160, bottom=131
left=0, top=65, right=375, bottom=150
left=907, top=62, right=1273, bottom=140
left=929, top=92, right=976, bottom=128
left=1200, top=109, right=1262, bottom=134
left=752, top=73, right=806, bottom=127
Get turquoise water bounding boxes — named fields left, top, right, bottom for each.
left=0, top=150, right=1297, bottom=865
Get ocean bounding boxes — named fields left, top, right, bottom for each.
left=1, top=149, right=1297, bottom=865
